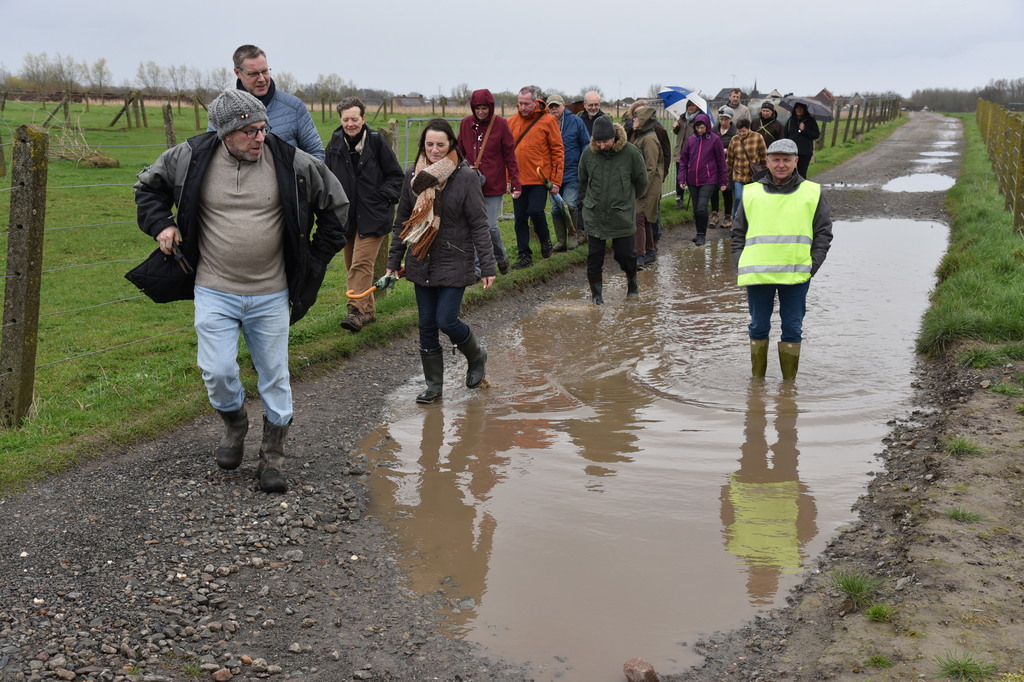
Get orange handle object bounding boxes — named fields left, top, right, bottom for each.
left=346, top=268, right=404, bottom=300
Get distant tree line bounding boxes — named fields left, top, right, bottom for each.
left=909, top=78, right=1024, bottom=112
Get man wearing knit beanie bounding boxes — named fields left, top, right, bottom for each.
left=577, top=118, right=647, bottom=305
left=134, top=89, right=349, bottom=493
left=206, top=44, right=324, bottom=160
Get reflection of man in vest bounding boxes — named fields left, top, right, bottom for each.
left=720, top=385, right=818, bottom=605
left=730, top=138, right=833, bottom=380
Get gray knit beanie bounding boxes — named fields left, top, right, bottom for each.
left=208, top=89, right=269, bottom=139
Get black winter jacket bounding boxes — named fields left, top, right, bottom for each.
left=388, top=161, right=496, bottom=288
left=324, top=124, right=404, bottom=238
left=134, top=131, right=349, bottom=324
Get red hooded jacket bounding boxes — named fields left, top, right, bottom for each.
left=457, top=89, right=522, bottom=197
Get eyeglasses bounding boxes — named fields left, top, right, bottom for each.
left=240, top=125, right=271, bottom=139
left=241, top=68, right=272, bottom=78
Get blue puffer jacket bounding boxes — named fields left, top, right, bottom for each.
left=558, top=110, right=591, bottom=184
left=208, top=81, right=325, bottom=160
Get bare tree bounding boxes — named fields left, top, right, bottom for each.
left=136, top=61, right=166, bottom=93
left=450, top=82, right=470, bottom=104
left=51, top=53, right=80, bottom=92
left=0, top=62, right=10, bottom=90
left=20, top=52, right=57, bottom=96
left=205, top=67, right=232, bottom=93
left=578, top=84, right=604, bottom=100
left=274, top=70, right=298, bottom=94
left=166, top=65, right=189, bottom=97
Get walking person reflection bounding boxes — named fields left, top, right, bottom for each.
left=720, top=385, right=818, bottom=605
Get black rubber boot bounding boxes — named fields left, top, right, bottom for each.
left=588, top=273, right=603, bottom=305
left=626, top=274, right=639, bottom=299
left=456, top=330, right=488, bottom=389
left=256, top=416, right=290, bottom=493
left=416, top=348, right=444, bottom=404
left=214, top=406, right=248, bottom=470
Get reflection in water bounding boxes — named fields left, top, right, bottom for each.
left=364, top=220, right=949, bottom=681
left=722, top=384, right=817, bottom=605
left=882, top=173, right=956, bottom=193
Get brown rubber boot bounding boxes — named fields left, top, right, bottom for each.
left=778, top=342, right=801, bottom=381
left=256, top=416, right=290, bottom=493
left=750, top=339, right=769, bottom=378
left=214, top=406, right=248, bottom=470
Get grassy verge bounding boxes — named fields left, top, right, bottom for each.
left=916, top=113, right=1024, bottom=355
left=0, top=102, right=904, bottom=493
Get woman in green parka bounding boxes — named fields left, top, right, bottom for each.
left=577, top=117, right=648, bottom=305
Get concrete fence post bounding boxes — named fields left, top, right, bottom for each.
left=0, top=129, right=6, bottom=178
left=0, top=125, right=49, bottom=429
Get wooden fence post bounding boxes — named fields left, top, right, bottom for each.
left=830, top=102, right=840, bottom=148
left=1015, top=115, right=1024, bottom=232
left=194, top=94, right=202, bottom=130
left=0, top=130, right=6, bottom=177
left=0, top=91, right=7, bottom=114
left=843, top=105, right=857, bottom=143
left=163, top=103, right=176, bottom=148
left=0, top=125, right=49, bottom=428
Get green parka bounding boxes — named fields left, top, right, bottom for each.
left=578, top=123, right=648, bottom=240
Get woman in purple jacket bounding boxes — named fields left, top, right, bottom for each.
left=678, top=113, right=728, bottom=246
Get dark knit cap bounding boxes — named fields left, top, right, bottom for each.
left=208, top=89, right=269, bottom=139
left=760, top=101, right=776, bottom=112
left=592, top=116, right=615, bottom=141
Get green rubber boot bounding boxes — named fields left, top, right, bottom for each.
left=778, top=342, right=801, bottom=381
left=750, top=339, right=769, bottom=378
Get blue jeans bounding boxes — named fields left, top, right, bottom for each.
left=194, top=286, right=292, bottom=426
left=415, top=285, right=469, bottom=350
left=512, top=184, right=551, bottom=259
left=550, top=180, right=579, bottom=219
left=483, top=194, right=507, bottom=263
left=745, top=279, right=811, bottom=343
left=733, top=181, right=745, bottom=219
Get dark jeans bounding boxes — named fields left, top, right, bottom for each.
left=687, top=184, right=716, bottom=235
left=710, top=186, right=733, bottom=217
left=415, top=284, right=469, bottom=350
left=512, top=185, right=551, bottom=258
left=746, top=279, right=811, bottom=343
left=587, top=234, right=637, bottom=277
left=675, top=162, right=685, bottom=199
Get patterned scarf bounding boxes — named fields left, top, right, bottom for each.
left=400, top=149, right=460, bottom=259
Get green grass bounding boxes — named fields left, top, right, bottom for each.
left=917, top=113, right=1024, bottom=355
left=865, top=653, right=894, bottom=668
left=865, top=603, right=896, bottom=622
left=0, top=101, right=908, bottom=493
left=933, top=650, right=998, bottom=680
left=991, top=380, right=1024, bottom=396
left=830, top=569, right=882, bottom=611
left=945, top=507, right=985, bottom=523
left=942, top=436, right=985, bottom=458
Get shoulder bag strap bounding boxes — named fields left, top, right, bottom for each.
left=472, top=116, right=496, bottom=170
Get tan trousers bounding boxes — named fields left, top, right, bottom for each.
left=343, top=234, right=386, bottom=315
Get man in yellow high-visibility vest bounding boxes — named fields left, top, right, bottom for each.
left=730, top=138, right=833, bottom=380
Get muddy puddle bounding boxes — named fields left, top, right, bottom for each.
left=882, top=173, right=956, bottom=192
left=360, top=219, right=948, bottom=681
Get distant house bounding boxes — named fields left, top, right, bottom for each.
left=392, top=95, right=427, bottom=108
left=813, top=88, right=835, bottom=105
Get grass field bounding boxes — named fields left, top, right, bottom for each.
left=0, top=99, right=906, bottom=492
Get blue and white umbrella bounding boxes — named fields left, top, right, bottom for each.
left=658, top=86, right=713, bottom=124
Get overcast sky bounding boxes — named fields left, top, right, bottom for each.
left=1, top=0, right=1020, bottom=102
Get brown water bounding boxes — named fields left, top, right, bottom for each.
left=361, top=219, right=948, bottom=681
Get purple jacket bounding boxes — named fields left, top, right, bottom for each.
left=678, top=113, right=727, bottom=188
left=457, top=89, right=521, bottom=197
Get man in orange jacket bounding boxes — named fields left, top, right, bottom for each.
left=507, top=85, right=564, bottom=269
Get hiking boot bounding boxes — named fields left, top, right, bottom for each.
left=511, top=255, right=533, bottom=270
left=635, top=254, right=646, bottom=271
left=339, top=306, right=363, bottom=333
left=723, top=216, right=733, bottom=229
left=540, top=241, right=554, bottom=259
left=214, top=407, right=248, bottom=470
left=497, top=260, right=510, bottom=275
left=709, top=210, right=721, bottom=227
left=694, top=235, right=706, bottom=247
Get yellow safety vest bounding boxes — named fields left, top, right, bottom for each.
left=736, top=181, right=820, bottom=286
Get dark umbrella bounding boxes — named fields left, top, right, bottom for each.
left=779, top=96, right=834, bottom=122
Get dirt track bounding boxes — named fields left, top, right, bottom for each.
left=4, top=113, right=1021, bottom=682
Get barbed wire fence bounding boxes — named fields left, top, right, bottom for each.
left=976, top=99, right=1024, bottom=232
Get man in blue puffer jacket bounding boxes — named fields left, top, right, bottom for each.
left=207, top=44, right=324, bottom=160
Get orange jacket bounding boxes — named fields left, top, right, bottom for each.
left=507, top=108, right=564, bottom=187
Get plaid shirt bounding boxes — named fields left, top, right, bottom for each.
left=727, top=133, right=769, bottom=183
